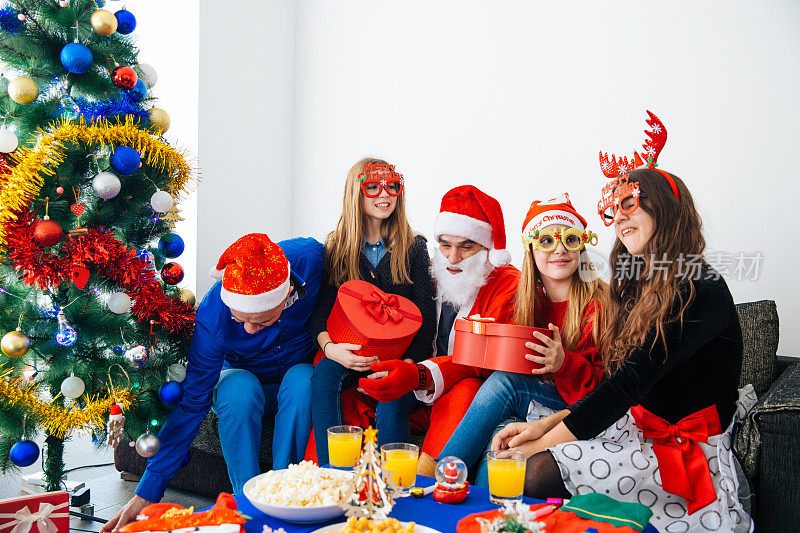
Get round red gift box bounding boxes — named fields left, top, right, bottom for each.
left=451, top=317, right=553, bottom=374
left=326, top=279, right=422, bottom=360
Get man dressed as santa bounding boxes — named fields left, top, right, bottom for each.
left=359, top=185, right=519, bottom=471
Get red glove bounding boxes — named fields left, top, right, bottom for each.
left=358, top=359, right=423, bottom=402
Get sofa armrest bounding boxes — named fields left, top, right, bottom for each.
left=777, top=354, right=798, bottom=374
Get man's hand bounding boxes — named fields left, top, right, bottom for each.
left=102, top=495, right=153, bottom=532
left=525, top=323, right=566, bottom=375
left=358, top=360, right=419, bottom=402
left=324, top=342, right=378, bottom=371
left=491, top=421, right=547, bottom=452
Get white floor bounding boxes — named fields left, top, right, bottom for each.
left=1, top=434, right=214, bottom=532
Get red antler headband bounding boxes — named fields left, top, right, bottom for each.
left=598, top=110, right=680, bottom=200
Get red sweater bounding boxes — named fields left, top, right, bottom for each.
left=537, top=291, right=604, bottom=405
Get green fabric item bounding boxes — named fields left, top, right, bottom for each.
left=560, top=493, right=653, bottom=532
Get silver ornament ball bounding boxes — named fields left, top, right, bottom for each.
left=167, top=363, right=186, bottom=383
left=108, top=292, right=132, bottom=314
left=150, top=190, right=173, bottom=213
left=0, top=129, right=19, bottom=153
left=92, top=172, right=122, bottom=200
left=124, top=344, right=149, bottom=368
left=133, top=63, right=158, bottom=89
left=135, top=432, right=161, bottom=458
left=60, top=375, right=85, bottom=399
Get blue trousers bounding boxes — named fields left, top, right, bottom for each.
left=311, top=357, right=418, bottom=466
left=437, top=371, right=567, bottom=487
left=212, top=363, right=313, bottom=495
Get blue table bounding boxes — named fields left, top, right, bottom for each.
left=235, top=476, right=658, bottom=533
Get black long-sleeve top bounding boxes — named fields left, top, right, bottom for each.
left=563, top=265, right=743, bottom=440
left=309, top=234, right=437, bottom=363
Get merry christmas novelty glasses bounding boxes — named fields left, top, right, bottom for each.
left=358, top=163, right=405, bottom=198
left=523, top=226, right=598, bottom=252
left=597, top=110, right=680, bottom=226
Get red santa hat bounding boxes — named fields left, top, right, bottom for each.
left=433, top=185, right=511, bottom=267
left=209, top=233, right=291, bottom=313
left=522, top=193, right=587, bottom=236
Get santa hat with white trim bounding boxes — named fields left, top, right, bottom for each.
left=209, top=233, right=291, bottom=313
left=522, top=193, right=587, bottom=236
left=434, top=185, right=511, bottom=267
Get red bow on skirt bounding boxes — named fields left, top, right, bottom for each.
left=630, top=404, right=722, bottom=515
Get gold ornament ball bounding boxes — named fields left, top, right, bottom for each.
left=91, top=9, right=118, bottom=36
left=149, top=107, right=170, bottom=133
left=8, top=77, right=40, bottom=105
left=178, top=289, right=196, bottom=307
left=1, top=330, right=31, bottom=358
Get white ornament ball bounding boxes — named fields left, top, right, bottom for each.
left=133, top=63, right=158, bottom=89
left=92, top=172, right=122, bottom=200
left=135, top=432, right=161, bottom=458
left=60, top=375, right=85, bottom=399
left=167, top=363, right=186, bottom=383
left=0, top=129, right=19, bottom=153
left=150, top=190, right=173, bottom=213
left=108, top=292, right=132, bottom=314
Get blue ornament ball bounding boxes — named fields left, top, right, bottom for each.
left=158, top=233, right=184, bottom=258
left=9, top=439, right=39, bottom=467
left=128, top=79, right=146, bottom=101
left=159, top=380, right=183, bottom=406
left=60, top=43, right=93, bottom=74
left=110, top=146, right=140, bottom=175
left=115, top=9, right=136, bottom=34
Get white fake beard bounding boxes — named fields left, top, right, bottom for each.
left=432, top=249, right=494, bottom=310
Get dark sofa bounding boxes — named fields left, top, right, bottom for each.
left=115, top=300, right=799, bottom=532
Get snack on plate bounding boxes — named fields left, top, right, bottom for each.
left=249, top=461, right=353, bottom=507
left=331, top=516, right=415, bottom=533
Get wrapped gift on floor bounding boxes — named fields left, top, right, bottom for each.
left=452, top=316, right=553, bottom=374
left=0, top=491, right=69, bottom=533
left=327, top=280, right=422, bottom=360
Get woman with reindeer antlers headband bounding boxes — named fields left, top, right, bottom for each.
left=491, top=112, right=755, bottom=532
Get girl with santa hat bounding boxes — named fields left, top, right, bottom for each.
left=309, top=157, right=436, bottom=465
left=492, top=112, right=754, bottom=532
left=427, top=193, right=607, bottom=485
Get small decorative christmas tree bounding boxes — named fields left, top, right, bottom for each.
left=338, top=426, right=399, bottom=521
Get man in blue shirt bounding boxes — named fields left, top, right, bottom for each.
left=104, top=233, right=324, bottom=531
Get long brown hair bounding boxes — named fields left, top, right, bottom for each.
left=325, top=157, right=416, bottom=286
left=600, top=168, right=705, bottom=372
left=514, top=243, right=606, bottom=351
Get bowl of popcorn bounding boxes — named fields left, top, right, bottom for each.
left=243, top=461, right=354, bottom=523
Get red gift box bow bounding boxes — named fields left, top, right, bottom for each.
left=465, top=314, right=496, bottom=334
left=339, top=286, right=422, bottom=325
left=0, top=501, right=69, bottom=533
left=631, top=404, right=722, bottom=515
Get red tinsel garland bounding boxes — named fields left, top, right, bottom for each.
left=6, top=210, right=195, bottom=334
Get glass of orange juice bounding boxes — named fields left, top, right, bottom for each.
left=487, top=450, right=526, bottom=505
left=327, top=425, right=363, bottom=468
left=381, top=443, right=419, bottom=497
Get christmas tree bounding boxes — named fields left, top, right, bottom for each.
left=339, top=427, right=398, bottom=521
left=0, top=0, right=196, bottom=491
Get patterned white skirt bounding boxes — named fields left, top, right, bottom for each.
left=526, top=386, right=758, bottom=533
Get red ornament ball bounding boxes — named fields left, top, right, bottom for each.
left=112, top=66, right=138, bottom=89
left=161, top=262, right=184, bottom=285
left=56, top=186, right=65, bottom=194
left=32, top=219, right=63, bottom=247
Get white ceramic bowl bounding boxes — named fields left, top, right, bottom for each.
left=242, top=468, right=350, bottom=524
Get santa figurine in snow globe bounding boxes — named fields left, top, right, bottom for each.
left=433, top=456, right=469, bottom=504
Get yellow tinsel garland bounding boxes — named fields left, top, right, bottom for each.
left=0, top=371, right=135, bottom=439
left=0, top=116, right=194, bottom=251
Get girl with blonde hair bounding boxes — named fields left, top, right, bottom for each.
left=309, top=157, right=436, bottom=465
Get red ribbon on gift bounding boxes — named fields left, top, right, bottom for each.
left=631, top=404, right=722, bottom=515
left=339, top=286, right=422, bottom=325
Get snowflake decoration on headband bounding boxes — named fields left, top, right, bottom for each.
left=597, top=110, right=679, bottom=225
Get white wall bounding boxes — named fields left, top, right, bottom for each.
left=196, top=0, right=296, bottom=296
left=200, top=1, right=800, bottom=355
left=131, top=0, right=199, bottom=294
